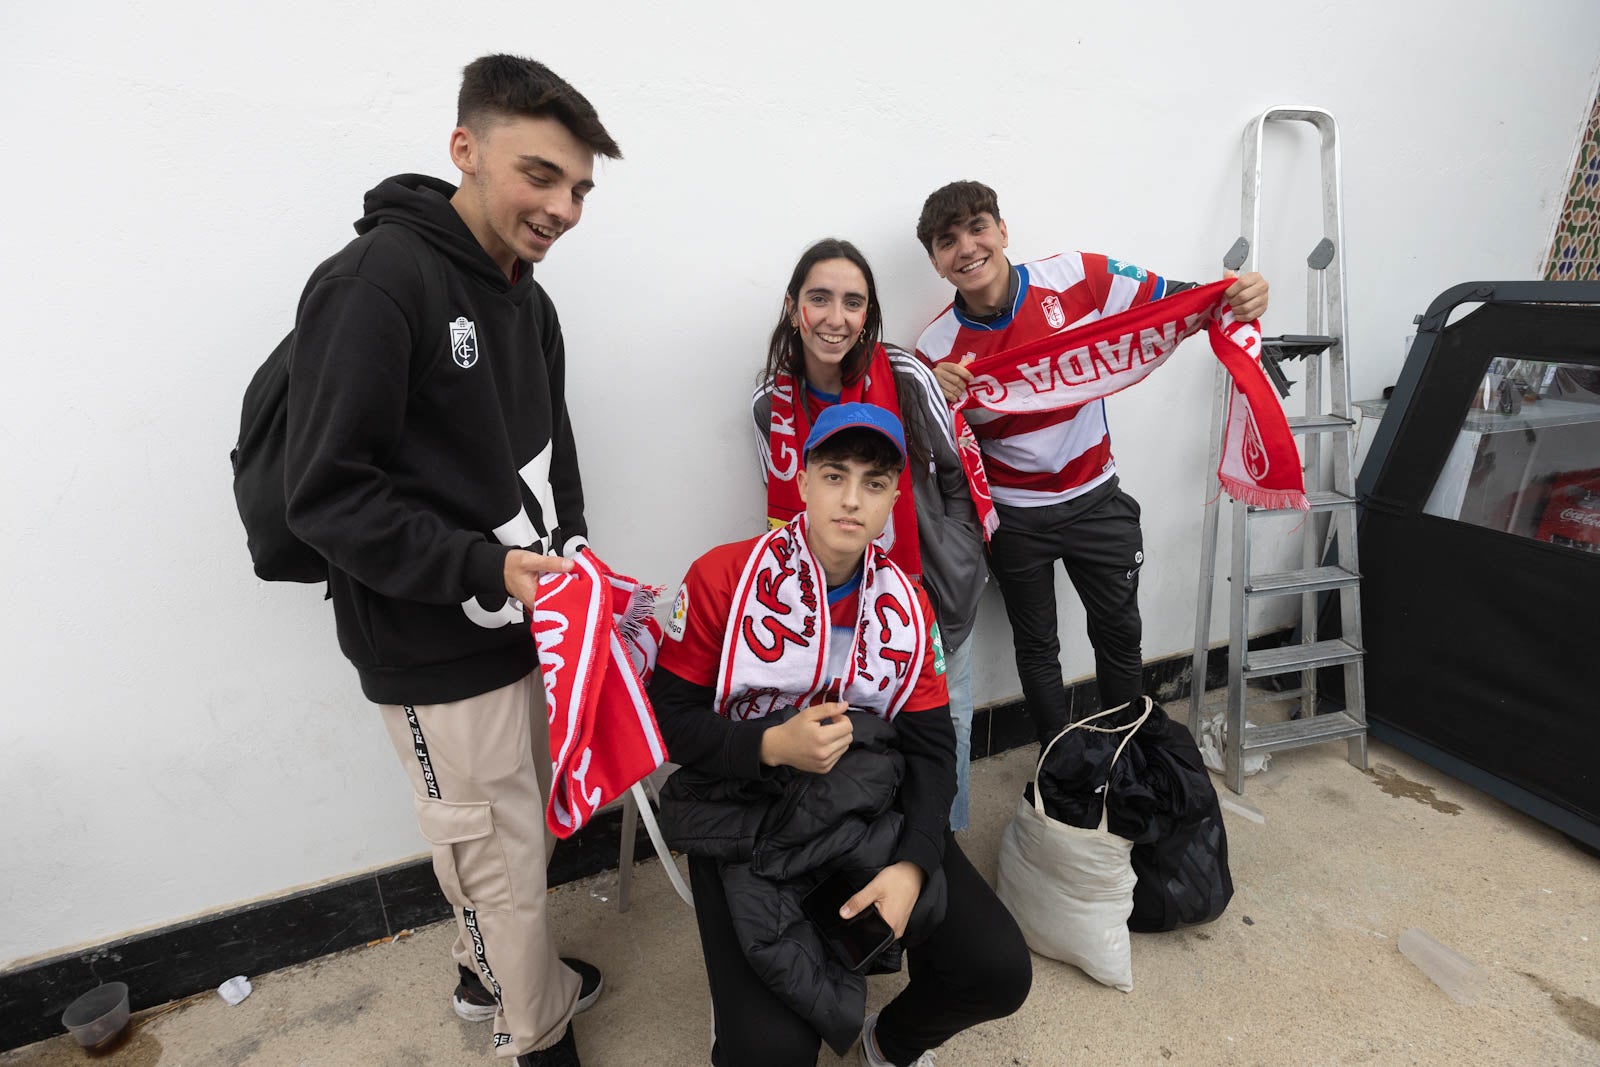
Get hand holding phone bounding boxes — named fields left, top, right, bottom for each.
left=840, top=861, right=924, bottom=940
left=802, top=870, right=897, bottom=973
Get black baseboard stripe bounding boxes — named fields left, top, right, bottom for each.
left=0, top=805, right=655, bottom=1052
left=0, top=630, right=1286, bottom=1052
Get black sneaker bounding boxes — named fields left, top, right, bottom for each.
left=563, top=957, right=604, bottom=1014
left=515, top=1022, right=580, bottom=1067
left=453, top=959, right=604, bottom=1022
left=453, top=963, right=499, bottom=1023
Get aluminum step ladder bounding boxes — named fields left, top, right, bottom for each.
left=1190, top=105, right=1368, bottom=794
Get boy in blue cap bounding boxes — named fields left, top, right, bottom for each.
left=650, top=403, right=1031, bottom=1067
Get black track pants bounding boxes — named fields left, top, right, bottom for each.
left=986, top=478, right=1146, bottom=747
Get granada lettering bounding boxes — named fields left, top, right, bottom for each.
left=755, top=536, right=800, bottom=613
left=1137, top=321, right=1181, bottom=361
left=742, top=616, right=809, bottom=662
left=1092, top=333, right=1135, bottom=374
left=772, top=442, right=798, bottom=480
left=768, top=381, right=801, bottom=480
left=754, top=568, right=794, bottom=615
left=968, top=372, right=1005, bottom=406
left=1013, top=320, right=1202, bottom=398
left=879, top=645, right=913, bottom=679
left=874, top=593, right=910, bottom=641
left=1018, top=348, right=1094, bottom=392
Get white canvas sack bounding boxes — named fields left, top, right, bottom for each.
left=996, top=698, right=1153, bottom=992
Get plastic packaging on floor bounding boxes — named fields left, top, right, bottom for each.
left=1398, top=928, right=1483, bottom=1005
left=1197, top=710, right=1271, bottom=777
left=218, top=975, right=253, bottom=1006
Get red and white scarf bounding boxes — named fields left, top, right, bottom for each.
left=766, top=344, right=923, bottom=577
left=715, top=517, right=926, bottom=723
left=953, top=278, right=1308, bottom=528
left=533, top=549, right=667, bottom=839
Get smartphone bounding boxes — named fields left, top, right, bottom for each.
left=801, top=870, right=897, bottom=974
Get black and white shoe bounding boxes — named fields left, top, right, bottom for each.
left=453, top=958, right=604, bottom=1023
left=861, top=1012, right=937, bottom=1066
left=452, top=963, right=498, bottom=1023
left=563, top=957, right=604, bottom=1014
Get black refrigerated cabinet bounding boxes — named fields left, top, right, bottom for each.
left=1356, top=281, right=1600, bottom=851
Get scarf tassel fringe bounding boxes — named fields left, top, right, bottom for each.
left=1217, top=477, right=1310, bottom=512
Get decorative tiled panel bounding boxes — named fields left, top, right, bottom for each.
left=1546, top=89, right=1600, bottom=281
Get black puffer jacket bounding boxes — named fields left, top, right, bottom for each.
left=658, top=710, right=948, bottom=1055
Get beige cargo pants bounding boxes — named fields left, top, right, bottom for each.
left=380, top=670, right=580, bottom=1057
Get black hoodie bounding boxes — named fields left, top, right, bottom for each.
left=285, top=174, right=586, bottom=705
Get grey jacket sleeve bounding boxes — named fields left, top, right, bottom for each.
left=887, top=347, right=987, bottom=652
left=751, top=383, right=773, bottom=488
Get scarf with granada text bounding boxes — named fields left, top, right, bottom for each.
left=952, top=278, right=1307, bottom=535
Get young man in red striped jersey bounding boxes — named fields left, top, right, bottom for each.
left=912, top=180, right=1269, bottom=747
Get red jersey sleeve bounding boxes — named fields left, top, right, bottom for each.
left=901, top=584, right=951, bottom=713
left=1080, top=251, right=1167, bottom=314
left=656, top=539, right=755, bottom=688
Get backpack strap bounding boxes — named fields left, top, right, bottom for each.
left=380, top=224, right=459, bottom=401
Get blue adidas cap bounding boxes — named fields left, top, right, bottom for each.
left=803, top=402, right=907, bottom=461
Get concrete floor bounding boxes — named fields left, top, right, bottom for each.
left=7, top=714, right=1599, bottom=1065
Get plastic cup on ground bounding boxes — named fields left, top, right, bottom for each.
left=60, top=981, right=131, bottom=1050
left=218, top=975, right=253, bottom=1005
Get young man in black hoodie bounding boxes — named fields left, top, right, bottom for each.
left=284, top=55, right=618, bottom=1066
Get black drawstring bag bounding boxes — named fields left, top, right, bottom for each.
left=1033, top=700, right=1232, bottom=932
left=1125, top=702, right=1233, bottom=931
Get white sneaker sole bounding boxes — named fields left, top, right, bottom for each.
left=574, top=973, right=603, bottom=1015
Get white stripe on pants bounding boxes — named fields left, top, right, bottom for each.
left=379, top=670, right=580, bottom=1057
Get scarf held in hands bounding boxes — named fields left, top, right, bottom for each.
left=952, top=278, right=1308, bottom=533
left=534, top=549, right=667, bottom=839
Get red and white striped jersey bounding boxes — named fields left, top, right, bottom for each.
left=915, top=252, right=1168, bottom=508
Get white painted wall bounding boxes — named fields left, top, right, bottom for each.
left=3, top=0, right=1595, bottom=966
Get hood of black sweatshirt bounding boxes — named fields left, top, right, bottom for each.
left=355, top=174, right=532, bottom=302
